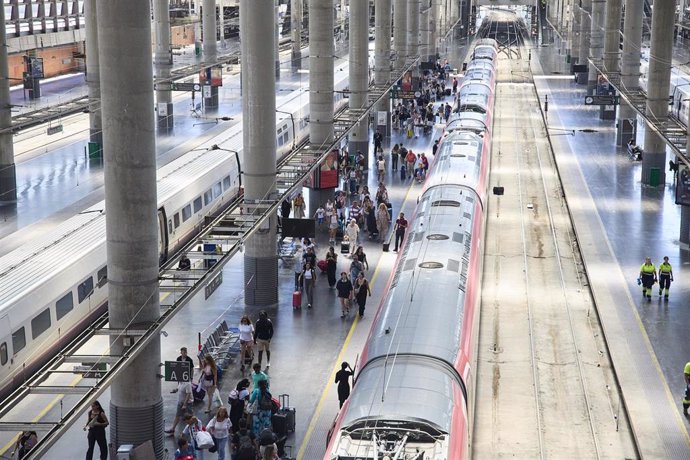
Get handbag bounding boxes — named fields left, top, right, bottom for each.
left=208, top=435, right=218, bottom=453
left=194, top=430, right=214, bottom=450
left=245, top=398, right=258, bottom=415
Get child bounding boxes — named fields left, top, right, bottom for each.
left=174, top=437, right=195, bottom=460
left=314, top=205, right=326, bottom=228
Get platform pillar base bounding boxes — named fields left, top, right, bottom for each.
left=0, top=162, right=17, bottom=204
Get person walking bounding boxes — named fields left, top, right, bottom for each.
left=349, top=257, right=364, bottom=286
left=658, top=256, right=674, bottom=300
left=293, top=193, right=305, bottom=218
left=84, top=401, right=109, bottom=460
left=238, top=315, right=254, bottom=373
left=182, top=415, right=204, bottom=460
left=301, top=262, right=317, bottom=308
left=249, top=380, right=274, bottom=435
left=638, top=257, right=657, bottom=301
left=376, top=202, right=391, bottom=242
left=253, top=311, right=274, bottom=369
left=326, top=247, right=338, bottom=288
left=391, top=144, right=400, bottom=171
left=200, top=354, right=218, bottom=413
left=228, top=379, right=251, bottom=433
left=345, top=219, right=360, bottom=256
left=684, top=362, right=690, bottom=416
left=393, top=212, right=408, bottom=252
left=13, top=431, right=37, bottom=460
left=280, top=198, right=291, bottom=220
left=353, top=247, right=369, bottom=271
left=336, top=272, right=354, bottom=318
left=376, top=155, right=386, bottom=184
left=405, top=149, right=416, bottom=179
left=354, top=272, right=372, bottom=318
left=373, top=129, right=383, bottom=153
left=207, top=407, right=231, bottom=460
left=165, top=379, right=193, bottom=436
left=334, top=362, right=354, bottom=408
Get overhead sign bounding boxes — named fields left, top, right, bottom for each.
left=154, top=82, right=201, bottom=92
left=164, top=360, right=191, bottom=382
left=584, top=95, right=620, bottom=106
left=204, top=271, right=223, bottom=299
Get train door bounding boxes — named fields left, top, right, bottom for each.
left=0, top=315, right=10, bottom=367
left=158, top=208, right=169, bottom=264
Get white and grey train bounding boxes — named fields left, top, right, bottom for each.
left=0, top=62, right=351, bottom=397
left=326, top=39, right=497, bottom=460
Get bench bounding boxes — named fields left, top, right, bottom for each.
left=197, top=320, right=240, bottom=379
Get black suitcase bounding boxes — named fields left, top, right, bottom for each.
left=272, top=412, right=288, bottom=438
left=278, top=394, right=296, bottom=433
left=386, top=202, right=393, bottom=220
left=444, top=88, right=451, bottom=96
left=341, top=241, right=350, bottom=254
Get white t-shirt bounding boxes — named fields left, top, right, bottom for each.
left=177, top=381, right=192, bottom=405
left=315, top=208, right=325, bottom=219
left=239, top=323, right=254, bottom=342
left=207, top=417, right=231, bottom=440
left=303, top=268, right=315, bottom=281
left=377, top=159, right=385, bottom=171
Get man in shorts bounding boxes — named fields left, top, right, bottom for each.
left=165, top=379, right=192, bottom=435
left=253, top=311, right=274, bottom=369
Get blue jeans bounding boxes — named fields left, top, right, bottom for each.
left=216, top=436, right=228, bottom=460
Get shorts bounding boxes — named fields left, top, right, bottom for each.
left=256, top=339, right=270, bottom=352
left=176, top=402, right=188, bottom=417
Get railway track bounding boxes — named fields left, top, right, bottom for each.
left=473, top=18, right=638, bottom=458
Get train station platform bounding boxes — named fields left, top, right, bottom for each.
left=531, top=42, right=690, bottom=457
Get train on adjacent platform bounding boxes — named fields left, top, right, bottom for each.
left=325, top=39, right=498, bottom=460
left=0, top=63, right=351, bottom=399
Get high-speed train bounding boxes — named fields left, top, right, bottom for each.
left=0, top=62, right=351, bottom=398
left=326, top=39, right=497, bottom=460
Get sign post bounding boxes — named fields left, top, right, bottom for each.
left=164, top=360, right=191, bottom=382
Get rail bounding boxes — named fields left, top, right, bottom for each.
left=0, top=55, right=420, bottom=459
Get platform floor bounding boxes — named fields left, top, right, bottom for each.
left=532, top=42, right=690, bottom=457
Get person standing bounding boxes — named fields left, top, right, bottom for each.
left=249, top=380, right=274, bottom=435
left=13, top=431, right=37, bottom=460
left=336, top=272, right=354, bottom=318
left=376, top=203, right=391, bottom=242
left=354, top=272, right=372, bottom=318
left=373, top=129, right=383, bottom=153
left=326, top=247, right=338, bottom=288
left=683, top=362, right=690, bottom=416
left=165, top=379, right=193, bottom=436
left=200, top=354, right=218, bottom=413
left=280, top=198, right=291, bottom=220
left=334, top=362, right=354, bottom=408
left=84, top=401, right=109, bottom=460
left=238, top=315, right=254, bottom=372
left=393, top=213, right=408, bottom=252
left=228, top=380, right=251, bottom=433
left=301, top=262, right=317, bottom=308
left=405, top=149, right=416, bottom=179
left=376, top=155, right=386, bottom=184
left=432, top=139, right=439, bottom=156
left=207, top=407, right=231, bottom=460
left=345, top=219, right=360, bottom=256
left=391, top=144, right=400, bottom=171
left=638, top=257, right=657, bottom=302
left=658, top=256, right=674, bottom=300
left=253, top=311, right=274, bottom=369
left=293, top=193, right=305, bottom=218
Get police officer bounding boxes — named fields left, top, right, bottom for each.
left=638, top=257, right=657, bottom=301
left=658, top=256, right=674, bottom=300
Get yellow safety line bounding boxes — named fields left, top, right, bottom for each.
left=297, top=176, right=419, bottom=460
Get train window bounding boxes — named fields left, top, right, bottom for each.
left=168, top=219, right=173, bottom=233
left=282, top=133, right=289, bottom=145
left=0, top=343, right=6, bottom=365
left=182, top=204, right=192, bottom=222
left=31, top=309, right=51, bottom=339
left=204, top=189, right=213, bottom=206
left=97, top=266, right=108, bottom=288
left=56, top=292, right=74, bottom=320
left=431, top=200, right=461, bottom=207
left=193, top=197, right=202, bottom=213
left=174, top=213, right=180, bottom=228
left=12, top=327, right=25, bottom=354
left=213, top=182, right=222, bottom=199
left=223, top=176, right=231, bottom=190
left=78, top=276, right=94, bottom=303
left=278, top=137, right=284, bottom=147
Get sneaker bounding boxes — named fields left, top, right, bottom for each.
left=307, top=303, right=312, bottom=308
left=266, top=362, right=270, bottom=368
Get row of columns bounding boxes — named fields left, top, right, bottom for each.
left=558, top=0, right=690, bottom=241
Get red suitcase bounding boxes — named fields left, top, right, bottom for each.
left=292, top=290, right=302, bottom=309
left=317, top=259, right=328, bottom=272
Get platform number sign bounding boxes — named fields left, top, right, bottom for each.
left=164, top=360, right=191, bottom=382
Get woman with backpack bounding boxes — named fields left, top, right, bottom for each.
left=228, top=379, right=250, bottom=433
left=249, top=379, right=274, bottom=435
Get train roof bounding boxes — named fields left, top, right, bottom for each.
left=426, top=132, right=487, bottom=202
left=445, top=112, right=489, bottom=134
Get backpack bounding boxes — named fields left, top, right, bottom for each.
left=236, top=432, right=257, bottom=460
left=258, top=390, right=273, bottom=411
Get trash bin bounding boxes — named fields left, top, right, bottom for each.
left=649, top=167, right=661, bottom=187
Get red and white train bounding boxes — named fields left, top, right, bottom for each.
left=325, top=38, right=498, bottom=460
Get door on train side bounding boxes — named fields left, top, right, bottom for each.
left=0, top=315, right=11, bottom=367
left=158, top=208, right=169, bottom=264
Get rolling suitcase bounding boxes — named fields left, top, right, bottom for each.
left=340, top=240, right=350, bottom=254
left=278, top=394, right=296, bottom=433
left=317, top=259, right=328, bottom=272
left=272, top=412, right=288, bottom=438
left=292, top=290, right=302, bottom=309
left=444, top=88, right=451, bottom=96
left=191, top=382, right=206, bottom=401
left=400, top=165, right=406, bottom=181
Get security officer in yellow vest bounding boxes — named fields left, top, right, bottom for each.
left=658, top=256, right=674, bottom=300
left=638, top=257, right=657, bottom=301
left=683, top=363, right=690, bottom=417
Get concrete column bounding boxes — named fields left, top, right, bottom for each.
left=374, top=0, right=392, bottom=136
left=568, top=0, right=580, bottom=67
left=97, top=0, right=163, bottom=456
left=153, top=0, right=173, bottom=130
left=309, top=0, right=334, bottom=145
left=0, top=3, right=16, bottom=204
left=575, top=0, right=591, bottom=84
left=641, top=0, right=675, bottom=187
left=429, top=0, right=439, bottom=61
left=194, top=0, right=202, bottom=55
left=603, top=0, right=622, bottom=73
left=617, top=0, right=643, bottom=145
left=586, top=0, right=605, bottom=94
left=203, top=0, right=219, bottom=108
left=408, top=0, right=420, bottom=59
left=241, top=0, right=278, bottom=307
left=450, top=0, right=458, bottom=32
left=275, top=0, right=281, bottom=78
left=84, top=0, right=102, bottom=149
left=349, top=0, right=369, bottom=165
left=394, top=0, right=408, bottom=69
left=291, top=0, right=303, bottom=67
